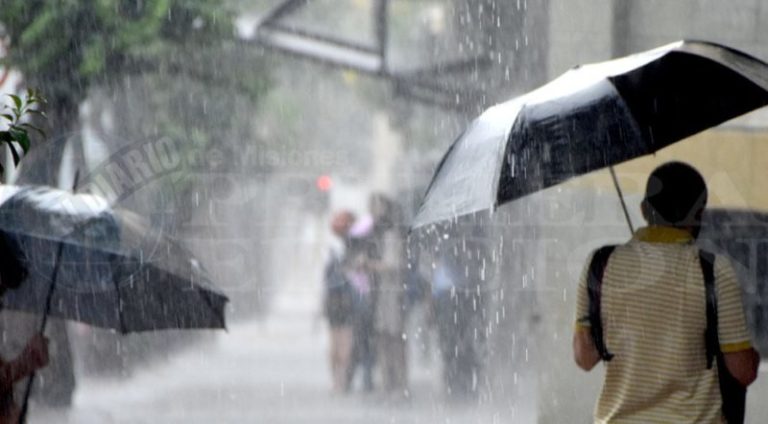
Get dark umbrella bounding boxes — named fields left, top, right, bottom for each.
left=0, top=185, right=228, bottom=332
left=412, top=40, right=768, bottom=229
left=0, top=184, right=228, bottom=423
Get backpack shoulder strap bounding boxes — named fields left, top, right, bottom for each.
left=699, top=250, right=718, bottom=370
left=699, top=250, right=747, bottom=423
left=588, top=245, right=617, bottom=361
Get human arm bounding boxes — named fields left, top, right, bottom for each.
left=573, top=251, right=600, bottom=371
left=573, top=327, right=601, bottom=371
left=723, top=348, right=760, bottom=387
left=0, top=334, right=49, bottom=392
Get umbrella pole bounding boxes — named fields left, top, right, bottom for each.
left=17, top=242, right=65, bottom=424
left=609, top=166, right=635, bottom=234
left=18, top=171, right=79, bottom=424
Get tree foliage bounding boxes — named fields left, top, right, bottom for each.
left=0, top=1, right=257, bottom=101
left=0, top=0, right=270, bottom=184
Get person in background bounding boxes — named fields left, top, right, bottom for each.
left=345, top=214, right=377, bottom=392
left=430, top=223, right=488, bottom=400
left=369, top=194, right=409, bottom=398
left=0, top=234, right=49, bottom=423
left=323, top=211, right=356, bottom=393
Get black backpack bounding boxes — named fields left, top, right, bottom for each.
left=323, top=253, right=355, bottom=324
left=588, top=246, right=746, bottom=424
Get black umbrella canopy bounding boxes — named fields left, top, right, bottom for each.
left=412, top=40, right=768, bottom=228
left=0, top=185, right=228, bottom=333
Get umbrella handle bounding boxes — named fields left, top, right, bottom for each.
left=17, top=241, right=66, bottom=424
left=609, top=167, right=635, bottom=235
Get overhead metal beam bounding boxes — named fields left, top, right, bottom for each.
left=264, top=22, right=380, bottom=54
left=247, top=0, right=491, bottom=112
left=374, top=0, right=389, bottom=70
left=256, top=26, right=383, bottom=74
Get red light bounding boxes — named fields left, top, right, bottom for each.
left=316, top=175, right=333, bottom=192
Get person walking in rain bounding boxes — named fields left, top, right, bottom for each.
left=0, top=235, right=49, bottom=423
left=430, top=224, right=488, bottom=400
left=345, top=214, right=377, bottom=393
left=323, top=211, right=357, bottom=394
left=573, top=162, right=760, bottom=423
left=368, top=194, right=409, bottom=398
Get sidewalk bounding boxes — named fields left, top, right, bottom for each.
left=26, top=209, right=535, bottom=423
left=30, top=285, right=530, bottom=423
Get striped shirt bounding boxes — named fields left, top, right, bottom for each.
left=575, top=226, right=752, bottom=423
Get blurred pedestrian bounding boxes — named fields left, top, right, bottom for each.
left=430, top=225, right=488, bottom=400
left=369, top=194, right=409, bottom=397
left=0, top=234, right=49, bottom=423
left=345, top=214, right=377, bottom=393
left=323, top=211, right=356, bottom=393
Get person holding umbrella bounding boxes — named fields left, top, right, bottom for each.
left=409, top=40, right=768, bottom=423
left=0, top=234, right=49, bottom=424
left=0, top=185, right=228, bottom=422
left=572, top=162, right=760, bottom=423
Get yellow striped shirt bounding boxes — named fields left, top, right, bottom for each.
left=575, top=226, right=752, bottom=423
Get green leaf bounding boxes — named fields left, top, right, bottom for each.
left=0, top=132, right=13, bottom=143
left=26, top=89, right=47, bottom=105
left=9, top=129, right=30, bottom=153
left=8, top=94, right=22, bottom=110
left=1, top=114, right=14, bottom=123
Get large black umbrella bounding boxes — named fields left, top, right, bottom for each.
left=0, top=184, right=229, bottom=423
left=412, top=40, right=768, bottom=228
left=0, top=185, right=228, bottom=332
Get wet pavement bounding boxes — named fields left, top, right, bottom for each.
left=28, top=250, right=535, bottom=424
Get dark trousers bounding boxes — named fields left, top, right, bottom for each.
left=347, top=296, right=376, bottom=391
left=434, top=290, right=483, bottom=398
